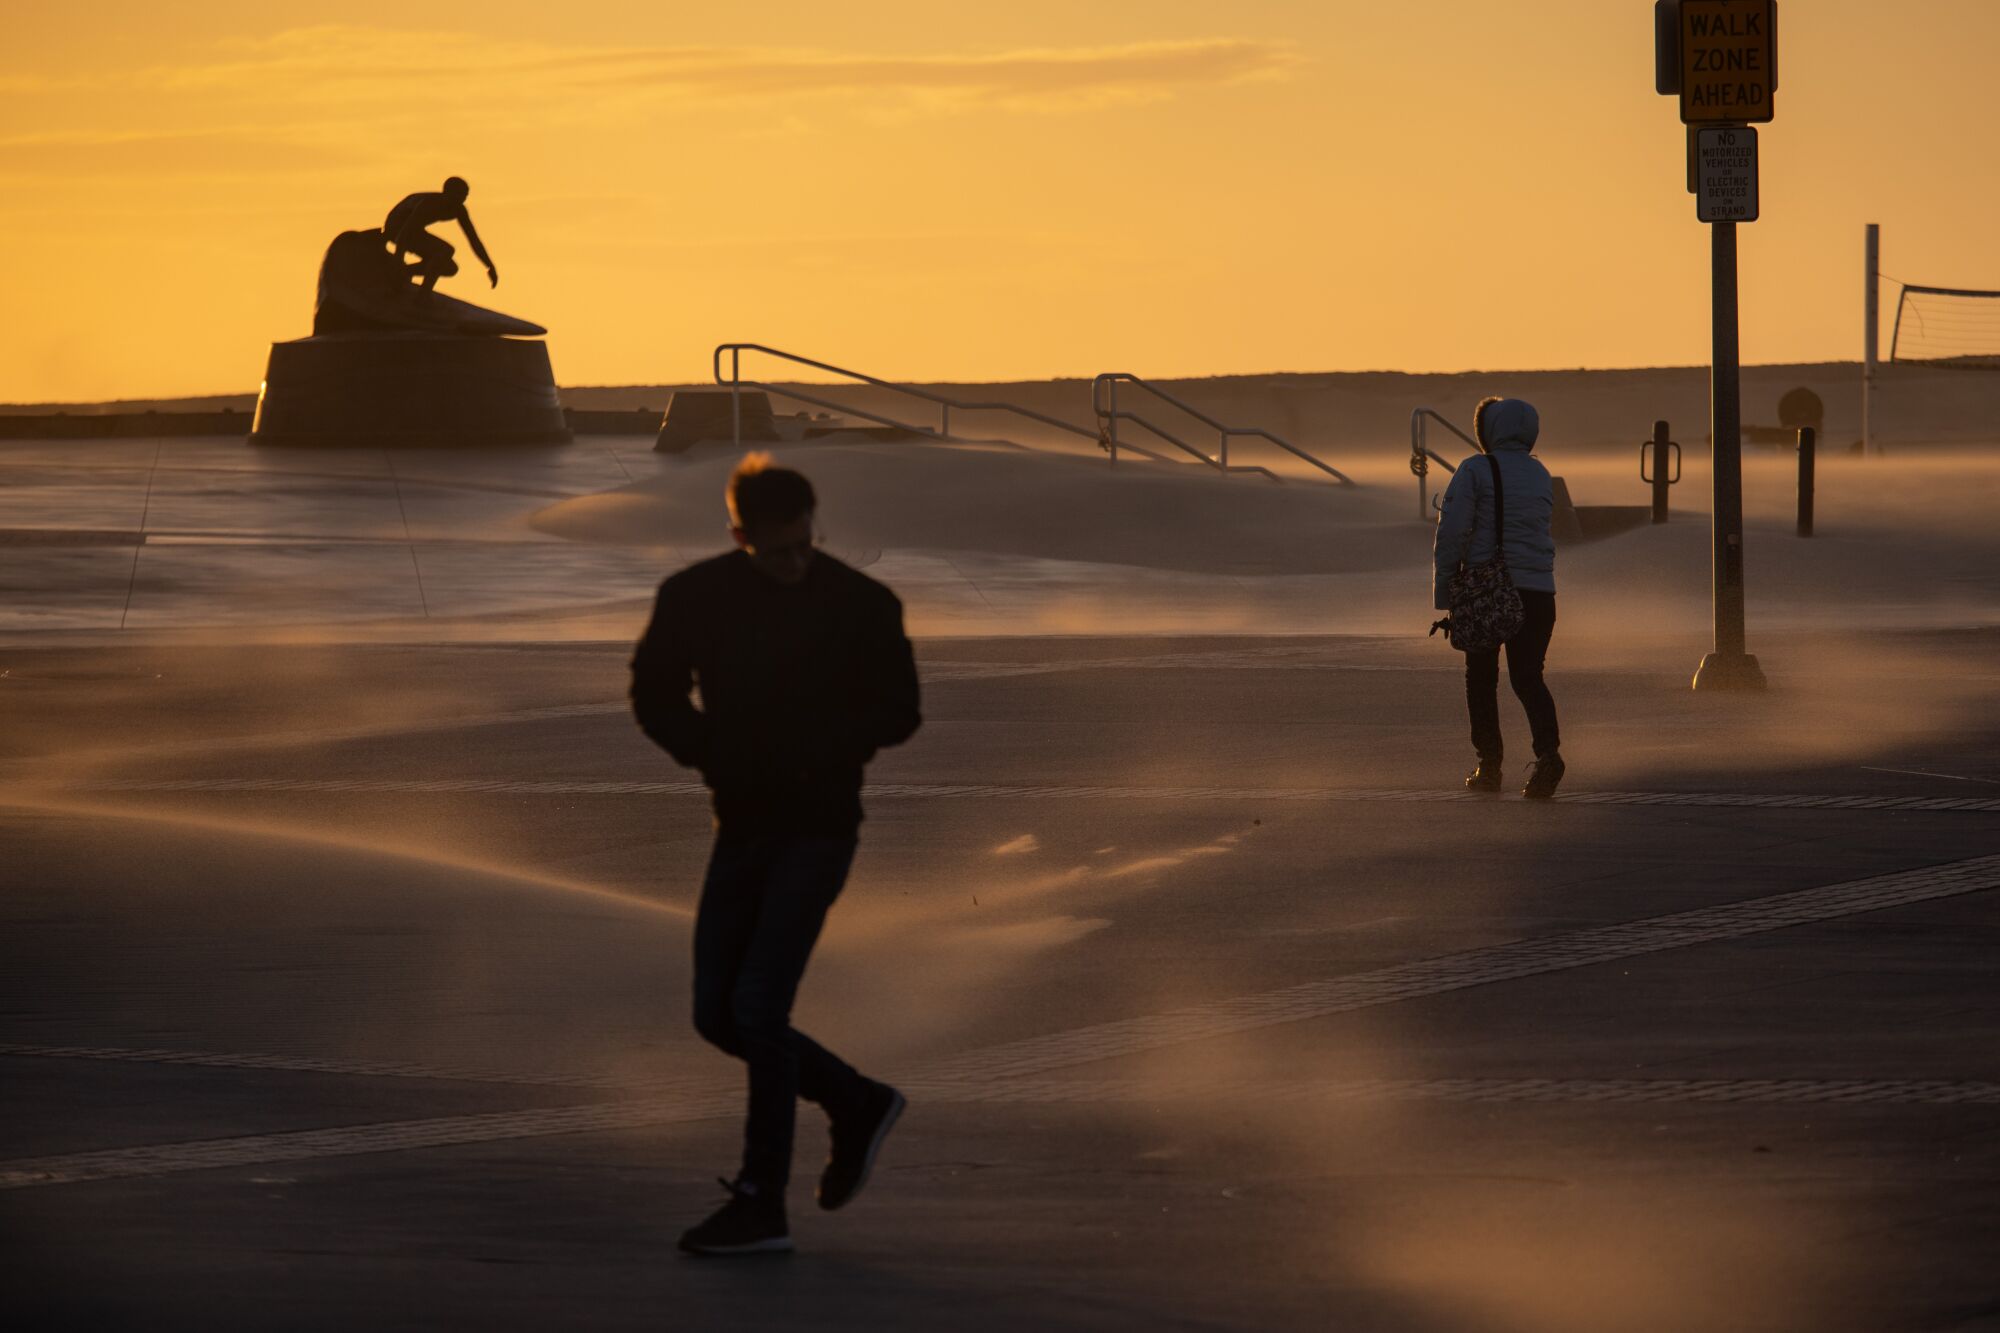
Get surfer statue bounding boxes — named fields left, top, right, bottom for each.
left=310, top=178, right=542, bottom=338
left=385, top=176, right=498, bottom=292
left=252, top=176, right=568, bottom=447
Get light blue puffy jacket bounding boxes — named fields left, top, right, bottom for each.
left=1431, top=400, right=1556, bottom=610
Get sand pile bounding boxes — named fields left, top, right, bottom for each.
left=529, top=441, right=1412, bottom=577
left=525, top=441, right=2000, bottom=642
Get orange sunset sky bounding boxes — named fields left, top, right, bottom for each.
left=3, top=0, right=1997, bottom=403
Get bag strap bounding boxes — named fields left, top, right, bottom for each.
left=1484, top=453, right=1508, bottom=569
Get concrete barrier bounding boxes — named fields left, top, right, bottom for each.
left=654, top=390, right=779, bottom=454
left=0, top=410, right=251, bottom=440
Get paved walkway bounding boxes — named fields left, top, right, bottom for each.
left=3, top=630, right=1997, bottom=1331
left=4, top=434, right=1998, bottom=1329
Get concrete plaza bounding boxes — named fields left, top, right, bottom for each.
left=1, top=435, right=1996, bottom=1331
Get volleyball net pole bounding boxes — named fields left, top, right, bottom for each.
left=1863, top=223, right=1879, bottom=459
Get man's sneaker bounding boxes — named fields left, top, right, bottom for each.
left=817, top=1081, right=906, bottom=1212
left=1465, top=758, right=1504, bottom=793
left=678, top=1179, right=792, bottom=1256
left=1523, top=754, right=1567, bottom=801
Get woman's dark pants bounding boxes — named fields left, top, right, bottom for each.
left=692, top=834, right=871, bottom=1196
left=1465, top=590, right=1560, bottom=762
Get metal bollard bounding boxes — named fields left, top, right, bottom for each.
left=1639, top=419, right=1681, bottom=523
left=1797, top=426, right=1816, bottom=537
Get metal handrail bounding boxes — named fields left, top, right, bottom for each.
left=1410, top=408, right=1477, bottom=519
left=1092, top=373, right=1356, bottom=487
left=710, top=343, right=1175, bottom=459
left=1113, top=409, right=1281, bottom=482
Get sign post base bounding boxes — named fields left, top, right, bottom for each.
left=1692, top=651, right=1768, bottom=692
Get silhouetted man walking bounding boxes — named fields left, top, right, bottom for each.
left=631, top=455, right=920, bottom=1256
left=383, top=176, right=497, bottom=291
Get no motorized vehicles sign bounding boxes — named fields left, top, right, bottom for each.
left=1695, top=127, right=1759, bottom=223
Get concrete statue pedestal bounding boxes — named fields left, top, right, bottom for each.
left=250, top=333, right=570, bottom=448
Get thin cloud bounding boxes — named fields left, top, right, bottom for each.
left=616, top=40, right=1304, bottom=111
left=0, top=28, right=1302, bottom=179
left=0, top=129, right=366, bottom=179
left=16, top=26, right=1301, bottom=114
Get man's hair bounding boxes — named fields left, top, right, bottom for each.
left=727, top=453, right=816, bottom=530
left=443, top=176, right=470, bottom=198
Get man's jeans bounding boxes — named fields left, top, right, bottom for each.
left=1465, top=589, right=1560, bottom=762
left=692, top=834, right=871, bottom=1195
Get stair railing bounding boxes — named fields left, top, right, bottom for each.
left=1410, top=408, right=1478, bottom=518
left=712, top=343, right=1176, bottom=459
left=1092, top=374, right=1356, bottom=486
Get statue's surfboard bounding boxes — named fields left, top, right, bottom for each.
left=314, top=229, right=547, bottom=338
left=341, top=283, right=547, bottom=338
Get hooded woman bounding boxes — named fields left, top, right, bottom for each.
left=1432, top=396, right=1564, bottom=799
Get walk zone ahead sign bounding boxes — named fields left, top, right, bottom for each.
left=1679, top=0, right=1776, bottom=124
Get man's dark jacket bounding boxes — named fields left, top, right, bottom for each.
left=630, top=550, right=921, bottom=837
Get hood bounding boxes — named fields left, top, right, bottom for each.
left=1478, top=398, right=1540, bottom=452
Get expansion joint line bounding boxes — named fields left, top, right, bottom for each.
left=386, top=454, right=430, bottom=618
left=57, top=775, right=2000, bottom=815
left=117, top=440, right=164, bottom=631
left=2, top=854, right=1997, bottom=1191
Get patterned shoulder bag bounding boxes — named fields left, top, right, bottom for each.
left=1432, top=453, right=1527, bottom=653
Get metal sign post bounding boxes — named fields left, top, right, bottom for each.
left=1696, top=217, right=1765, bottom=690
left=1658, top=0, right=1771, bottom=691
left=1796, top=426, right=1816, bottom=537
